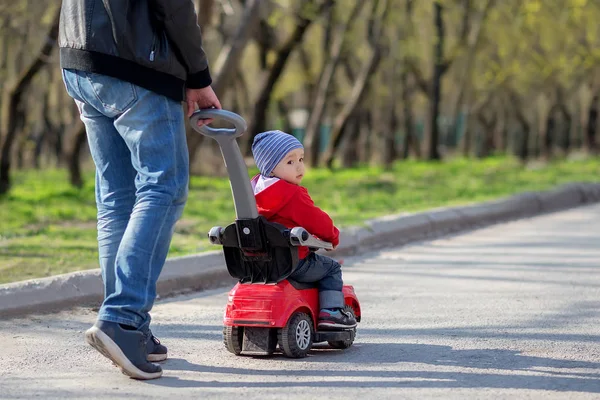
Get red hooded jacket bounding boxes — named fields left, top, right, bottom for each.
left=251, top=175, right=340, bottom=259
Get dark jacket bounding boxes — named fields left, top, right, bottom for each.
left=59, top=0, right=212, bottom=101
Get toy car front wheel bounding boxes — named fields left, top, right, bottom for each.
left=328, top=305, right=356, bottom=349
left=223, top=326, right=244, bottom=355
left=278, top=312, right=313, bottom=358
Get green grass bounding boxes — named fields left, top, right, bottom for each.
left=1, top=156, right=598, bottom=284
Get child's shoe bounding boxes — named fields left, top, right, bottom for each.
left=318, top=308, right=357, bottom=330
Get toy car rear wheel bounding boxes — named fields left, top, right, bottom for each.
left=278, top=312, right=313, bottom=358
left=328, top=305, right=356, bottom=349
left=223, top=326, right=243, bottom=355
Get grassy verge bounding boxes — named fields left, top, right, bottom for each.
left=0, top=156, right=598, bottom=284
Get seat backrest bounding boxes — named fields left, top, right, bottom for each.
left=220, top=216, right=299, bottom=284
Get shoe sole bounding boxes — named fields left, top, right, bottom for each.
left=318, top=321, right=357, bottom=330
left=147, top=353, right=168, bottom=362
left=85, top=327, right=163, bottom=380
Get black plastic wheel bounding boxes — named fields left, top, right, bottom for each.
left=278, top=312, right=313, bottom=358
left=327, top=305, right=356, bottom=349
left=223, top=326, right=244, bottom=355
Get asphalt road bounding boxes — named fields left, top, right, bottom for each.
left=1, top=204, right=599, bottom=399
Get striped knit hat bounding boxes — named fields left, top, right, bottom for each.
left=251, top=130, right=303, bottom=177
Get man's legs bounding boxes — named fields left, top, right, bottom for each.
left=97, top=85, right=189, bottom=328
left=89, top=112, right=138, bottom=315
left=62, top=69, right=188, bottom=379
left=62, top=70, right=137, bottom=309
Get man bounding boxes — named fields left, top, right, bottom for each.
left=59, top=0, right=221, bottom=380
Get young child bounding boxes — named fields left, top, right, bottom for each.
left=251, top=130, right=357, bottom=330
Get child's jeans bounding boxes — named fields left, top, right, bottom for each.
left=289, top=252, right=345, bottom=309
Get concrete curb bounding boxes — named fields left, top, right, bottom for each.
left=1, top=182, right=600, bottom=318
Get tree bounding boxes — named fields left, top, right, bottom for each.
left=245, top=0, right=335, bottom=155
left=0, top=5, right=60, bottom=194
left=187, top=0, right=263, bottom=168
left=302, top=0, right=365, bottom=166
left=320, top=0, right=390, bottom=168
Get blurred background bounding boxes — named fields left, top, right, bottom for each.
left=0, top=0, right=599, bottom=283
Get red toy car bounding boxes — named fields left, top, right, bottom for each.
left=190, top=109, right=361, bottom=358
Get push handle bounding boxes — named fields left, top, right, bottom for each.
left=189, top=109, right=247, bottom=139
left=189, top=109, right=258, bottom=219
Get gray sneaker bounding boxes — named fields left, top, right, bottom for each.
left=146, top=333, right=168, bottom=362
left=85, top=320, right=163, bottom=380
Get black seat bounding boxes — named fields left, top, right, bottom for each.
left=220, top=216, right=306, bottom=284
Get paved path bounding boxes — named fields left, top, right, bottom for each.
left=2, top=204, right=600, bottom=399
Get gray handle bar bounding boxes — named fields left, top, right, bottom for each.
left=189, top=109, right=257, bottom=219
left=189, top=109, right=247, bottom=139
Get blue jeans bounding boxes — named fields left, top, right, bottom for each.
left=290, top=253, right=345, bottom=309
left=62, top=69, right=189, bottom=329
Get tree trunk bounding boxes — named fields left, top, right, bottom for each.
left=493, top=102, right=508, bottom=153
left=357, top=110, right=372, bottom=165
left=277, top=99, right=292, bottom=134
left=341, top=55, right=357, bottom=83
left=37, top=66, right=63, bottom=169
left=211, top=0, right=262, bottom=98
left=341, top=114, right=361, bottom=167
left=255, top=19, right=277, bottom=71
left=303, top=0, right=365, bottom=167
left=0, top=17, right=9, bottom=121
left=14, top=104, right=27, bottom=169
left=195, top=0, right=215, bottom=27
left=35, top=74, right=52, bottom=169
left=556, top=103, right=572, bottom=154
left=0, top=7, right=60, bottom=194
left=510, top=94, right=531, bottom=162
left=382, top=23, right=400, bottom=167
left=245, top=0, right=334, bottom=155
left=577, top=85, right=593, bottom=151
left=541, top=107, right=554, bottom=160
left=320, top=48, right=382, bottom=168
left=66, top=119, right=87, bottom=188
left=455, top=0, right=496, bottom=156
left=517, top=115, right=531, bottom=162
left=51, top=68, right=65, bottom=166
left=400, top=67, right=419, bottom=159
left=584, top=94, right=598, bottom=154
left=383, top=101, right=399, bottom=167
left=0, top=16, right=8, bottom=71
left=424, top=1, right=445, bottom=161
left=477, top=107, right=497, bottom=158
left=400, top=0, right=419, bottom=160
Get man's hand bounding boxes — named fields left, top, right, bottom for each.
left=186, top=86, right=222, bottom=126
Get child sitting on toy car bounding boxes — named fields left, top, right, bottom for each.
left=250, top=130, right=357, bottom=330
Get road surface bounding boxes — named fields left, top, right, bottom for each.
left=2, top=204, right=600, bottom=399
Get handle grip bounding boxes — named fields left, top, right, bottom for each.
left=189, top=109, right=247, bottom=139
